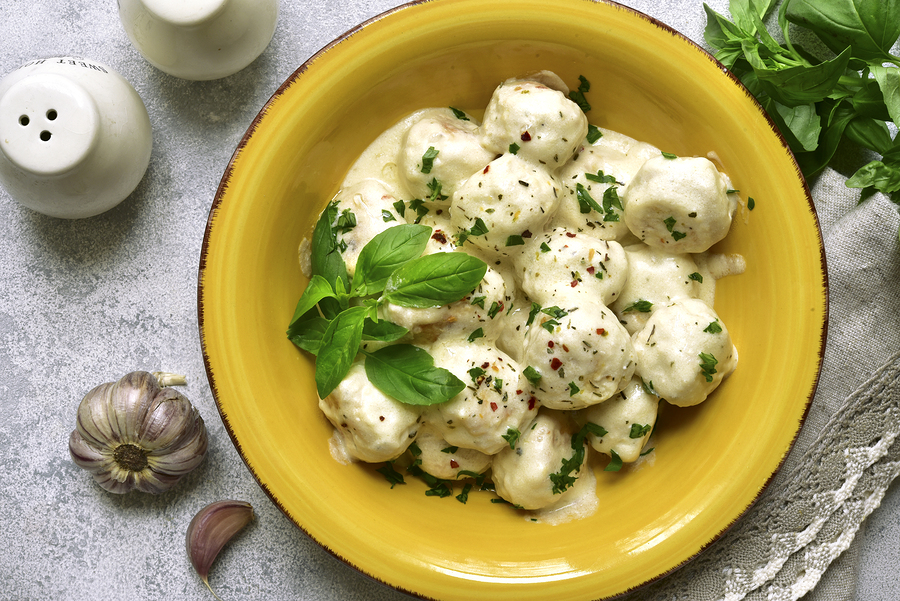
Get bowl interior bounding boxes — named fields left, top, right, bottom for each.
left=199, top=1, right=826, bottom=599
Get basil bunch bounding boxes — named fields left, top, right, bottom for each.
left=287, top=202, right=488, bottom=405
left=704, top=0, right=900, bottom=196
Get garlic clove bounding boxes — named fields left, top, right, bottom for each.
left=186, top=500, right=254, bottom=599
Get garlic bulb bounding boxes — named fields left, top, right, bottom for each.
left=68, top=371, right=209, bottom=494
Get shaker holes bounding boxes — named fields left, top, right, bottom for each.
left=47, top=109, right=57, bottom=120
left=40, top=131, right=52, bottom=142
left=19, top=115, right=29, bottom=126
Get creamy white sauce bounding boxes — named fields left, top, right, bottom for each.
left=300, top=72, right=745, bottom=524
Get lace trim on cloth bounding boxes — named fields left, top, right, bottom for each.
left=618, top=352, right=900, bottom=601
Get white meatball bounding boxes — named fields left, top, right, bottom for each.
left=623, top=155, right=737, bottom=253
left=399, top=108, right=495, bottom=200
left=480, top=78, right=588, bottom=167
left=578, top=377, right=659, bottom=463
left=492, top=410, right=583, bottom=510
left=610, top=244, right=703, bottom=334
left=450, top=154, right=561, bottom=256
left=319, top=363, right=422, bottom=463
left=333, top=179, right=405, bottom=276
left=515, top=228, right=628, bottom=308
left=383, top=262, right=509, bottom=343
left=412, top=425, right=492, bottom=480
left=553, top=128, right=658, bottom=239
left=632, top=298, right=738, bottom=407
left=424, top=338, right=538, bottom=454
left=521, top=301, right=636, bottom=409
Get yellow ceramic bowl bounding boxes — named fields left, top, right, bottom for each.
left=199, top=0, right=827, bottom=599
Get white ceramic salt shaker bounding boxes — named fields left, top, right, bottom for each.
left=118, top=0, right=279, bottom=81
left=0, top=57, right=153, bottom=219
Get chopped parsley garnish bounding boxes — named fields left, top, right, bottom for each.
left=699, top=352, right=718, bottom=382
left=392, top=199, right=406, bottom=218
left=441, top=446, right=458, bottom=454
left=568, top=75, right=591, bottom=112
left=604, top=449, right=623, bottom=472
left=526, top=302, right=541, bottom=326
left=457, top=217, right=489, bottom=245
left=640, top=378, right=658, bottom=396
left=488, top=301, right=502, bottom=319
left=663, top=216, right=687, bottom=240
left=748, top=197, right=756, bottom=210
left=602, top=187, right=623, bottom=222
left=382, top=209, right=396, bottom=222
left=523, top=365, right=542, bottom=385
left=585, top=170, right=616, bottom=184
left=568, top=382, right=580, bottom=396
left=629, top=423, right=652, bottom=439
left=586, top=124, right=602, bottom=144
left=622, top=299, right=653, bottom=313
left=726, top=189, right=739, bottom=194
left=421, top=146, right=439, bottom=174
left=640, top=446, right=655, bottom=457
left=509, top=142, right=520, bottom=155
left=449, top=107, right=469, bottom=121
left=456, top=482, right=473, bottom=504
left=407, top=198, right=430, bottom=223
left=377, top=462, right=406, bottom=488
left=704, top=320, right=723, bottom=334
left=334, top=209, right=357, bottom=234
left=661, top=151, right=678, bottom=159
left=467, top=328, right=485, bottom=342
left=427, top=178, right=448, bottom=202
left=505, top=234, right=525, bottom=246
left=502, top=427, right=521, bottom=450
left=470, top=295, right=486, bottom=309
left=540, top=241, right=551, bottom=253
left=548, top=422, right=605, bottom=494
left=493, top=378, right=503, bottom=391
left=576, top=183, right=603, bottom=214
left=468, top=366, right=486, bottom=382
left=688, top=272, right=704, bottom=283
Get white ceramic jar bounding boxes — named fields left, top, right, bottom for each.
left=118, top=0, right=279, bottom=81
left=0, top=57, right=153, bottom=219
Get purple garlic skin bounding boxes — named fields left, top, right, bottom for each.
left=68, top=371, right=208, bottom=494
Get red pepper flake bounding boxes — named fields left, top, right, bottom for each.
left=562, top=345, right=570, bottom=352
left=483, top=165, right=490, bottom=174
left=516, top=389, right=523, bottom=395
left=481, top=362, right=490, bottom=369
left=587, top=266, right=595, bottom=275
left=490, top=402, right=498, bottom=411
left=596, top=328, right=607, bottom=336
left=432, top=231, right=448, bottom=244
left=450, top=460, right=459, bottom=468
left=528, top=396, right=537, bottom=410
left=566, top=232, right=577, bottom=238
left=521, top=131, right=532, bottom=142
left=548, top=340, right=554, bottom=348
left=550, top=358, right=563, bottom=370
left=522, top=230, right=533, bottom=238
left=570, top=280, right=578, bottom=287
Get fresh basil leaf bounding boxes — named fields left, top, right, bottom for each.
left=311, top=201, right=350, bottom=290
left=747, top=46, right=852, bottom=107
left=382, top=253, right=488, bottom=308
left=793, top=99, right=856, bottom=177
left=351, top=224, right=431, bottom=296
left=846, top=159, right=900, bottom=193
left=287, top=275, right=336, bottom=330
left=785, top=0, right=900, bottom=64
left=845, top=116, right=894, bottom=154
left=287, top=311, right=330, bottom=356
left=871, top=65, right=900, bottom=127
left=362, top=318, right=408, bottom=342
left=767, top=98, right=822, bottom=152
left=315, top=306, right=368, bottom=398
left=364, top=344, right=465, bottom=405
left=728, top=0, right=778, bottom=36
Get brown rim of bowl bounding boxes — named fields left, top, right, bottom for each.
left=197, top=0, right=828, bottom=598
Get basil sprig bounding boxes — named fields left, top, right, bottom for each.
left=288, top=215, right=488, bottom=404
left=704, top=0, right=900, bottom=224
